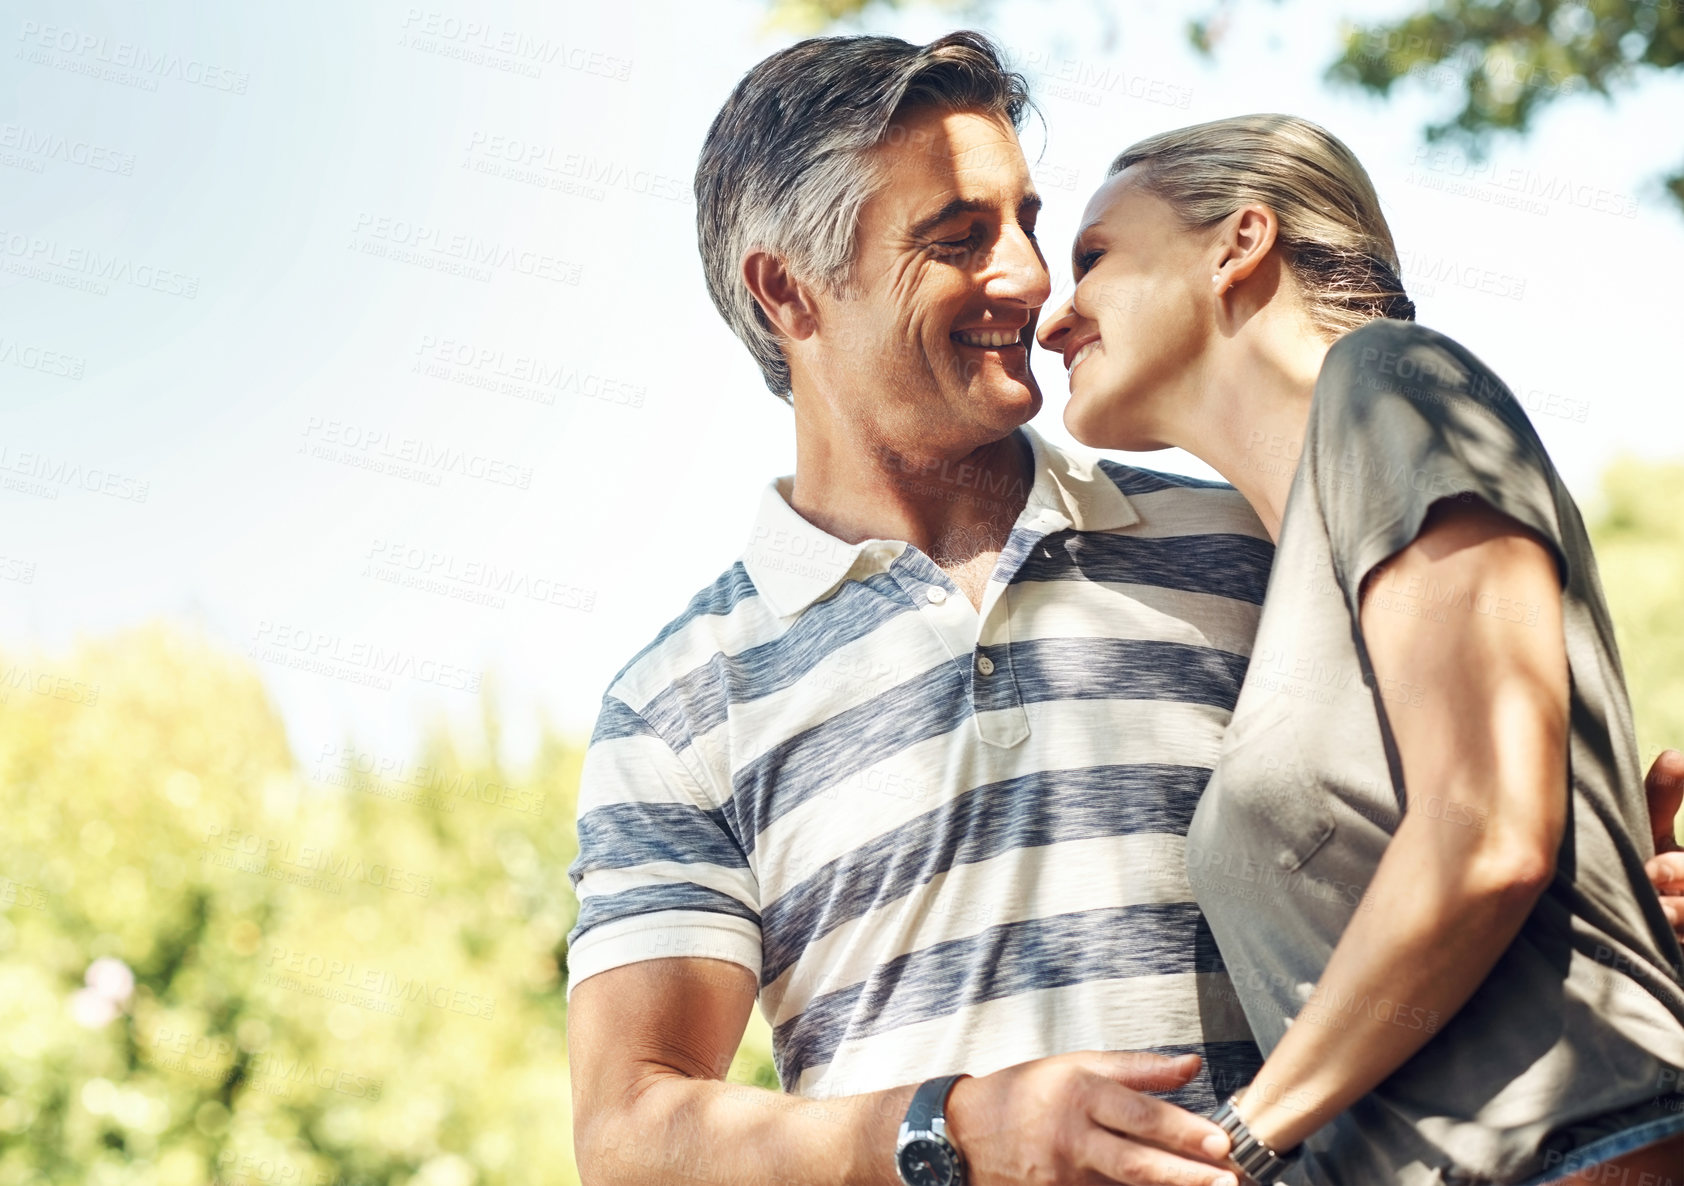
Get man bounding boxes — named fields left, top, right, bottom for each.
left=566, top=31, right=1684, bottom=1186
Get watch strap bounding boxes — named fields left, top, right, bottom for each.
left=904, top=1073, right=968, bottom=1135
left=1211, top=1097, right=1297, bottom=1186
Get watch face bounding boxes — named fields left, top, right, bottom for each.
left=898, top=1137, right=956, bottom=1186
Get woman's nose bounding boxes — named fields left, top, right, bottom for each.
left=1036, top=293, right=1076, bottom=352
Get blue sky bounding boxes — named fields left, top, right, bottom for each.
left=4, top=0, right=1681, bottom=763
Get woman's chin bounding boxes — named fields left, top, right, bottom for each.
left=1062, top=383, right=1126, bottom=450
left=1063, top=373, right=1166, bottom=452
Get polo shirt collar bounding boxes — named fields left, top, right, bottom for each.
left=1019, top=422, right=1139, bottom=536
left=742, top=423, right=1138, bottom=618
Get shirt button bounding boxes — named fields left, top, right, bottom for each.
left=976, top=655, right=995, bottom=676
left=925, top=586, right=947, bottom=605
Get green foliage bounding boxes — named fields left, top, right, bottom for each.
left=1586, top=456, right=1684, bottom=829
left=0, top=626, right=779, bottom=1185
left=1321, top=0, right=1684, bottom=207
left=764, top=0, right=909, bottom=31
left=763, top=0, right=989, bottom=32
left=1324, top=1, right=1684, bottom=126
left=760, top=0, right=1684, bottom=215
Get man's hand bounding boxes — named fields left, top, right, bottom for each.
left=1645, top=748, right=1684, bottom=941
left=944, top=1050, right=1237, bottom=1186
left=571, top=957, right=1235, bottom=1186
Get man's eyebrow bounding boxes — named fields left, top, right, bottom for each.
left=907, top=192, right=1042, bottom=241
left=908, top=198, right=990, bottom=241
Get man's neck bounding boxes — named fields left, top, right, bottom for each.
left=787, top=413, right=1035, bottom=602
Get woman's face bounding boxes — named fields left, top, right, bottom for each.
left=1036, top=166, right=1216, bottom=451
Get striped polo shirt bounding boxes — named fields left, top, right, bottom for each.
left=566, top=424, right=1273, bottom=1108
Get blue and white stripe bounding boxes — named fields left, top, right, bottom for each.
left=568, top=427, right=1272, bottom=1107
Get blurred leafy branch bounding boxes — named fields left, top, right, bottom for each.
left=770, top=0, right=1684, bottom=213
left=1195, top=0, right=1684, bottom=211
left=0, top=628, right=778, bottom=1186
left=1586, top=457, right=1684, bottom=786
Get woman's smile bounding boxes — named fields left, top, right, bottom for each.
left=1066, top=338, right=1102, bottom=374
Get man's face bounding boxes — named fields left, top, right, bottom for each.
left=804, top=105, right=1050, bottom=457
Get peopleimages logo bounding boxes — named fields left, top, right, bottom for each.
left=350, top=213, right=582, bottom=285
left=0, top=661, right=100, bottom=707
left=248, top=620, right=483, bottom=694
left=0, top=447, right=148, bottom=502
left=314, top=742, right=548, bottom=816
left=300, top=417, right=534, bottom=489
left=365, top=537, right=597, bottom=612
left=0, top=230, right=199, bottom=298
left=398, top=10, right=632, bottom=81
left=0, top=123, right=135, bottom=174
left=463, top=133, right=686, bottom=203
left=1408, top=145, right=1638, bottom=219
left=0, top=336, right=84, bottom=379
left=413, top=333, right=645, bottom=409
left=146, top=1027, right=382, bottom=1101
left=16, top=21, right=249, bottom=94
left=264, top=945, right=497, bottom=1020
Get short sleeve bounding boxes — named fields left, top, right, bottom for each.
left=564, top=695, right=761, bottom=1002
left=1304, top=319, right=1570, bottom=612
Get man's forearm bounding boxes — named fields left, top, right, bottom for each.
left=580, top=1074, right=919, bottom=1186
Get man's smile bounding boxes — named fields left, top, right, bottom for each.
left=951, top=327, right=1024, bottom=349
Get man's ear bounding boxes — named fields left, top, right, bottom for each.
left=742, top=251, right=819, bottom=342
left=1214, top=203, right=1279, bottom=288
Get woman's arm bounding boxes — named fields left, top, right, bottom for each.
left=1235, top=496, right=1569, bottom=1154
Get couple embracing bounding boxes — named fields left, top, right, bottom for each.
left=566, top=30, right=1684, bottom=1186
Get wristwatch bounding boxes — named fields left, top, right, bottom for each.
left=1210, top=1096, right=1299, bottom=1186
left=895, top=1073, right=969, bottom=1186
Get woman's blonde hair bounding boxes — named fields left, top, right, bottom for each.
left=1110, top=114, right=1415, bottom=338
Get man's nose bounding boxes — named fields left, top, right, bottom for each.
left=989, top=223, right=1052, bottom=309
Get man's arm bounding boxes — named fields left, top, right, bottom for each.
left=568, top=956, right=1240, bottom=1186
left=1645, top=748, right=1684, bottom=940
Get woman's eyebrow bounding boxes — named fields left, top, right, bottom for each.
left=1070, top=222, right=1108, bottom=273
left=1070, top=230, right=1092, bottom=272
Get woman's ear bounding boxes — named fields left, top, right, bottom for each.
left=742, top=251, right=818, bottom=341
left=1213, top=203, right=1279, bottom=289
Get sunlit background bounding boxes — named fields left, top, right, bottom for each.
left=3, top=0, right=1682, bottom=1182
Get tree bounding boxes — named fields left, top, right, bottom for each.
left=770, top=0, right=1684, bottom=213
left=1586, top=458, right=1684, bottom=813
left=0, top=625, right=780, bottom=1184
left=1197, top=0, right=1684, bottom=212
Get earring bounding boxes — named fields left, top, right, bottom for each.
left=1212, top=274, right=1221, bottom=285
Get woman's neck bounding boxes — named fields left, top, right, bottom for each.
left=1172, top=324, right=1331, bottom=543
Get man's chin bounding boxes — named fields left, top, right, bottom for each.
left=972, top=376, right=1042, bottom=429
left=976, top=368, right=1037, bottom=414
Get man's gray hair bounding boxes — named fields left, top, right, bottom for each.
left=695, top=31, right=1032, bottom=400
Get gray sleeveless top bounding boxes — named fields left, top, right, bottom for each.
left=1187, top=319, right=1684, bottom=1184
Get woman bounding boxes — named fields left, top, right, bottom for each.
left=1035, top=114, right=1684, bottom=1185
